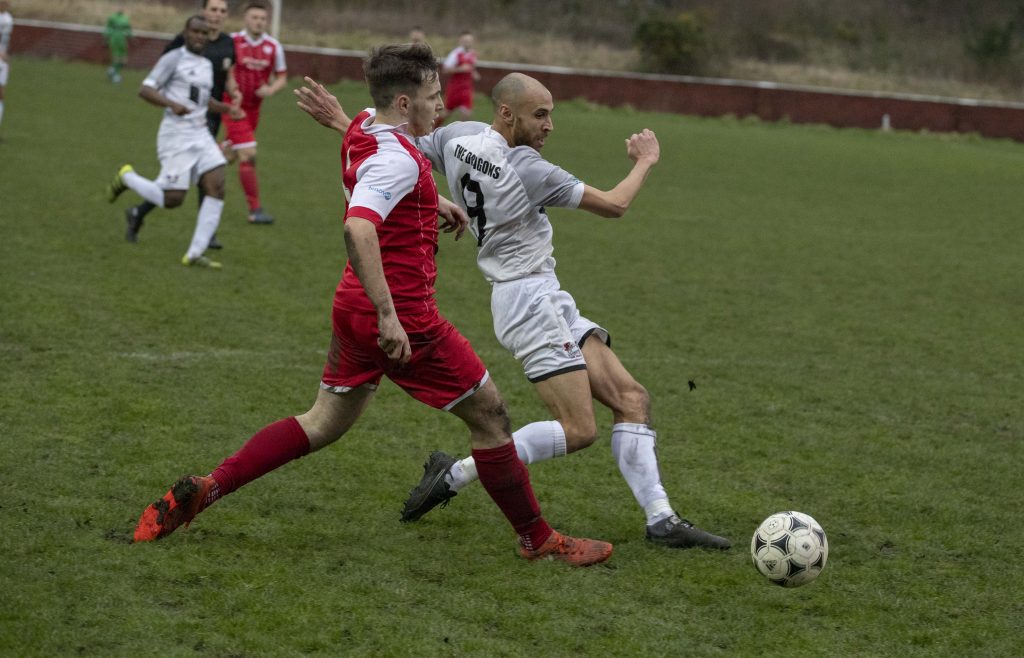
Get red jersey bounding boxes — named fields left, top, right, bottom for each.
left=231, top=31, right=286, bottom=107
left=335, top=109, right=440, bottom=322
left=443, top=46, right=477, bottom=94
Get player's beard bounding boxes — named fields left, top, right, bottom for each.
left=511, top=116, right=536, bottom=150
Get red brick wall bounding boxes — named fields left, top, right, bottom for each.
left=12, top=21, right=1024, bottom=142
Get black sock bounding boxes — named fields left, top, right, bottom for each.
left=134, top=201, right=157, bottom=220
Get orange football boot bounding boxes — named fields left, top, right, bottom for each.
left=519, top=531, right=613, bottom=567
left=133, top=475, right=216, bottom=542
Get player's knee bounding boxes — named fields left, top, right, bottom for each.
left=202, top=176, right=226, bottom=199
left=482, top=397, right=512, bottom=436
left=563, top=416, right=598, bottom=452
left=466, top=394, right=512, bottom=438
left=163, top=192, right=185, bottom=208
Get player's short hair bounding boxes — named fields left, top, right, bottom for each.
left=244, top=0, right=270, bottom=13
left=184, top=14, right=207, bottom=30
left=203, top=0, right=228, bottom=8
left=363, top=43, right=439, bottom=109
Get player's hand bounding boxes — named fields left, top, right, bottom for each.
left=255, top=84, right=273, bottom=98
left=170, top=102, right=189, bottom=116
left=230, top=88, right=243, bottom=107
left=377, top=313, right=412, bottom=365
left=437, top=195, right=469, bottom=241
left=295, top=77, right=349, bottom=133
left=228, top=105, right=246, bottom=120
left=626, top=128, right=660, bottom=166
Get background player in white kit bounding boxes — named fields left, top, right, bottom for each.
left=0, top=0, right=13, bottom=140
left=106, top=15, right=244, bottom=268
left=296, top=73, right=730, bottom=549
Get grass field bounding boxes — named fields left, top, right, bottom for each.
left=1, top=57, right=1022, bottom=656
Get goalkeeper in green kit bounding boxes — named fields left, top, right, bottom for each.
left=104, top=8, right=131, bottom=83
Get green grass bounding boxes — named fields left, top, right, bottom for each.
left=1, top=57, right=1022, bottom=656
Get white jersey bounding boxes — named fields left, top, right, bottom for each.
left=417, top=122, right=585, bottom=283
left=0, top=11, right=13, bottom=55
left=142, top=46, right=214, bottom=135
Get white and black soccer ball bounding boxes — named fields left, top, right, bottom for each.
left=751, top=511, right=828, bottom=587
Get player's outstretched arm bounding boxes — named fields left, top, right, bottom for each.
left=577, top=128, right=660, bottom=218
left=295, top=76, right=351, bottom=134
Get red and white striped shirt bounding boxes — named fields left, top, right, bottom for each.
left=231, top=31, right=286, bottom=107
left=335, top=109, right=441, bottom=322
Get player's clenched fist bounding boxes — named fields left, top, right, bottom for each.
left=626, top=128, right=659, bottom=165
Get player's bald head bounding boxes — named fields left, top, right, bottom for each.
left=491, top=73, right=548, bottom=111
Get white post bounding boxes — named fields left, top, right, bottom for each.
left=881, top=113, right=891, bottom=131
left=271, top=0, right=282, bottom=38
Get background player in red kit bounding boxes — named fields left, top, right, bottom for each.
left=222, top=0, right=286, bottom=224
left=435, top=31, right=479, bottom=127
left=133, top=43, right=613, bottom=567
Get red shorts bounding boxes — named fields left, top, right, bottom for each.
left=223, top=105, right=261, bottom=149
left=445, top=85, right=474, bottom=112
left=321, top=306, right=488, bottom=410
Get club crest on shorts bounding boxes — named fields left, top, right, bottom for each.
left=562, top=341, right=581, bottom=359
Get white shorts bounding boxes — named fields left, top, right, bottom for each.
left=0, top=59, right=9, bottom=86
left=491, top=273, right=609, bottom=383
left=155, top=129, right=227, bottom=190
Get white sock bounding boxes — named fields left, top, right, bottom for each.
left=611, top=423, right=674, bottom=525
left=446, top=420, right=567, bottom=492
left=0, top=100, right=5, bottom=128
left=123, top=171, right=165, bottom=207
left=185, top=197, right=224, bottom=260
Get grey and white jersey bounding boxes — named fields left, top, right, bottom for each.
left=0, top=11, right=12, bottom=55
left=417, top=122, right=585, bottom=283
left=142, top=46, right=214, bottom=135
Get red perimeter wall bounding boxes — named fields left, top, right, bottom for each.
left=12, top=21, right=1024, bottom=142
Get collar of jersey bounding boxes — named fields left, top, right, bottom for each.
left=359, top=108, right=411, bottom=136
left=241, top=31, right=268, bottom=46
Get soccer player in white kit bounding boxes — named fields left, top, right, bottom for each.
left=106, top=15, right=244, bottom=268
left=296, top=73, right=730, bottom=549
left=0, top=0, right=13, bottom=138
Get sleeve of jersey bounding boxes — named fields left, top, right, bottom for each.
left=414, top=128, right=447, bottom=173
left=143, top=50, right=179, bottom=89
left=514, top=149, right=586, bottom=209
left=443, top=49, right=460, bottom=70
left=274, top=41, right=287, bottom=73
left=346, top=149, right=420, bottom=226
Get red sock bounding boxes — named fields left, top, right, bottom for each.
left=211, top=417, right=310, bottom=496
left=472, top=441, right=553, bottom=550
left=239, top=160, right=260, bottom=211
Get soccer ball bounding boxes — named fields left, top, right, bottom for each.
left=750, top=511, right=828, bottom=587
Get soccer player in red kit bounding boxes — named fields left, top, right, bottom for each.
left=133, top=43, right=613, bottom=567
left=222, top=0, right=286, bottom=224
left=435, top=31, right=480, bottom=127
